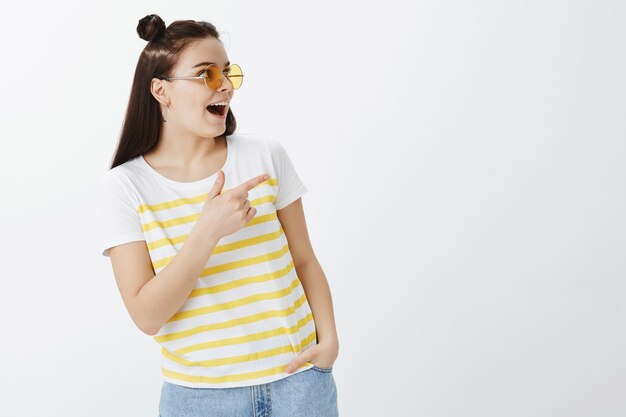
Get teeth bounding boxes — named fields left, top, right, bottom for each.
left=208, top=102, right=228, bottom=106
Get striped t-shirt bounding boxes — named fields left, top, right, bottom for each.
left=99, top=134, right=318, bottom=388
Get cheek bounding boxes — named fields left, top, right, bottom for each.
left=177, top=87, right=210, bottom=112
left=186, top=101, right=208, bottom=117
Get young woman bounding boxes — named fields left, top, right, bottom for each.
left=99, top=14, right=340, bottom=417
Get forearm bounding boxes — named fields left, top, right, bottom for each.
left=135, top=217, right=221, bottom=335
left=295, top=258, right=339, bottom=346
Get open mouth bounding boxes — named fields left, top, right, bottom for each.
left=206, top=104, right=227, bottom=117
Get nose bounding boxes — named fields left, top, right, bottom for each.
left=216, top=72, right=233, bottom=92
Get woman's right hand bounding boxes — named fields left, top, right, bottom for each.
left=198, top=170, right=270, bottom=240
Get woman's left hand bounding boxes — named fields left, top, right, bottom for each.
left=285, top=340, right=339, bottom=374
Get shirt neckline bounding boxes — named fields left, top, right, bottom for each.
left=137, top=135, right=234, bottom=189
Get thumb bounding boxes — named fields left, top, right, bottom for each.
left=285, top=348, right=314, bottom=374
left=207, top=170, right=225, bottom=198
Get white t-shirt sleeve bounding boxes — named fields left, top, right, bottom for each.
left=266, top=138, right=308, bottom=210
left=99, top=170, right=146, bottom=257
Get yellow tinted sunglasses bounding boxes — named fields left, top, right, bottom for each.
left=162, top=63, right=243, bottom=90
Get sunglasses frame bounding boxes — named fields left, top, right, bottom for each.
left=161, top=63, right=243, bottom=90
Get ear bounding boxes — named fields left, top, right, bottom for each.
left=150, top=78, right=170, bottom=107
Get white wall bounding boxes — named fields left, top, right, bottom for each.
left=0, top=0, right=624, bottom=416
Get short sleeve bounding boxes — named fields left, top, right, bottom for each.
left=266, top=138, right=308, bottom=210
left=99, top=170, right=146, bottom=257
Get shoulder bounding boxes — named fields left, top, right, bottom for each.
left=101, top=162, right=129, bottom=183
left=234, top=133, right=291, bottom=156
left=229, top=132, right=274, bottom=151
left=228, top=132, right=286, bottom=163
left=100, top=157, right=142, bottom=195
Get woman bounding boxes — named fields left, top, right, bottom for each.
left=99, top=14, right=340, bottom=417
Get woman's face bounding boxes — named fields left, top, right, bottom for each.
left=159, top=36, right=234, bottom=138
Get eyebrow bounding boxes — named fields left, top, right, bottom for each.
left=192, top=60, right=230, bottom=68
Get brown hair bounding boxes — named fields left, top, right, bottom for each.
left=109, top=14, right=237, bottom=169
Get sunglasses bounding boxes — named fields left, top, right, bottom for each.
left=161, top=63, right=244, bottom=90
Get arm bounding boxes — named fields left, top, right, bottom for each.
left=109, top=216, right=220, bottom=336
left=277, top=198, right=339, bottom=370
left=107, top=171, right=269, bottom=337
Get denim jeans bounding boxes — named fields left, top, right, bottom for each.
left=158, top=365, right=339, bottom=417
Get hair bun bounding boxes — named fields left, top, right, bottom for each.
left=137, top=14, right=166, bottom=42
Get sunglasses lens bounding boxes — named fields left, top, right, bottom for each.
left=227, top=64, right=244, bottom=90
left=204, top=65, right=222, bottom=90
left=204, top=64, right=244, bottom=90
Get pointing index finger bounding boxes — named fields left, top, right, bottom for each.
left=240, top=173, right=271, bottom=192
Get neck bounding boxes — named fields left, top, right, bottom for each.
left=148, top=123, right=224, bottom=167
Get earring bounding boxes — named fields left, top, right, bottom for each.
left=162, top=104, right=170, bottom=123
